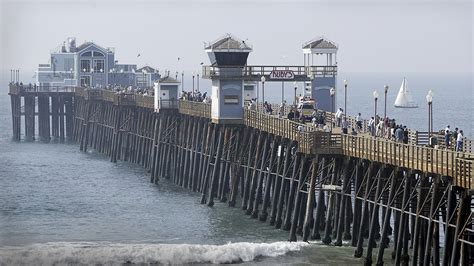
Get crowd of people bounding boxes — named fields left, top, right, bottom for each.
left=335, top=109, right=467, bottom=151
left=105, top=84, right=154, bottom=96
left=443, top=125, right=465, bottom=152
left=180, top=91, right=210, bottom=103
left=262, top=101, right=468, bottom=152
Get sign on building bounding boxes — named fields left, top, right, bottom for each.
left=269, top=70, right=295, bottom=80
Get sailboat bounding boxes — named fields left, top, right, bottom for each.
left=394, top=77, right=418, bottom=108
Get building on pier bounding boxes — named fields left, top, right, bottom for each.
left=205, top=34, right=252, bottom=124
left=303, top=37, right=338, bottom=112
left=36, top=37, right=160, bottom=88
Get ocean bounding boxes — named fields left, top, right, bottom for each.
left=0, top=72, right=472, bottom=264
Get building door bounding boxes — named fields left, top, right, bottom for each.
left=80, top=76, right=91, bottom=87
left=160, top=90, right=169, bottom=108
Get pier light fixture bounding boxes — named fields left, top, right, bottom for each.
left=192, top=71, right=195, bottom=97
left=373, top=90, right=379, bottom=100
left=343, top=79, right=348, bottom=119
left=83, top=68, right=86, bottom=72
left=373, top=90, right=379, bottom=138
left=293, top=81, right=298, bottom=107
left=181, top=71, right=184, bottom=93
left=261, top=76, right=266, bottom=110
left=100, top=69, right=103, bottom=73
left=330, top=87, right=335, bottom=129
left=426, top=90, right=433, bottom=138
left=426, top=90, right=433, bottom=103
left=383, top=84, right=389, bottom=136
left=197, top=73, right=200, bottom=92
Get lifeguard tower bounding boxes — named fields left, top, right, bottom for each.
left=204, top=34, right=252, bottom=124
left=302, top=37, right=338, bottom=112
left=153, top=76, right=180, bottom=112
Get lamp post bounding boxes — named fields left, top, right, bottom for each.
left=192, top=71, right=195, bottom=98
left=344, top=79, right=348, bottom=119
left=181, top=71, right=184, bottom=93
left=384, top=84, right=389, bottom=136
left=384, top=85, right=389, bottom=119
left=373, top=90, right=379, bottom=138
left=426, top=90, right=433, bottom=139
left=330, top=87, right=335, bottom=130
left=293, top=81, right=297, bottom=107
left=281, top=81, right=284, bottom=105
left=261, top=76, right=266, bottom=110
left=197, top=73, right=200, bottom=92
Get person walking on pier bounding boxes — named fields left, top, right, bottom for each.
left=278, top=101, right=286, bottom=118
left=452, top=127, right=459, bottom=147
left=355, top=113, right=363, bottom=132
left=287, top=109, right=295, bottom=121
left=368, top=117, right=375, bottom=136
left=456, top=130, right=464, bottom=152
left=403, top=126, right=409, bottom=144
left=335, top=108, right=343, bottom=127
left=376, top=119, right=384, bottom=137
left=341, top=117, right=349, bottom=134
left=395, top=125, right=404, bottom=143
left=294, top=109, right=300, bottom=121
left=444, top=126, right=451, bottom=149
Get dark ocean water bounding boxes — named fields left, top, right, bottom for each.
left=0, top=72, right=471, bottom=265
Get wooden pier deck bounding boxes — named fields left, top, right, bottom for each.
left=9, top=84, right=474, bottom=265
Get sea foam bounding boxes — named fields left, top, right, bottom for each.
left=0, top=241, right=308, bottom=265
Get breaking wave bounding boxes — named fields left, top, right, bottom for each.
left=0, top=241, right=308, bottom=265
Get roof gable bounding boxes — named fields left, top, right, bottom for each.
left=159, top=76, right=180, bottom=83
left=137, top=66, right=158, bottom=73
left=77, top=42, right=110, bottom=54
left=303, top=37, right=338, bottom=50
left=205, top=34, right=252, bottom=51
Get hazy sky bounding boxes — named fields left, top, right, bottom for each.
left=0, top=0, right=472, bottom=83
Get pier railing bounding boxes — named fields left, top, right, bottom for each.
left=340, top=134, right=474, bottom=188
left=135, top=95, right=154, bottom=109
left=244, top=110, right=343, bottom=154
left=9, top=83, right=76, bottom=94
left=178, top=101, right=211, bottom=118
left=317, top=108, right=473, bottom=152
left=202, top=65, right=337, bottom=80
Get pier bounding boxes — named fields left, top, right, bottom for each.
left=8, top=35, right=474, bottom=265
left=9, top=82, right=474, bottom=265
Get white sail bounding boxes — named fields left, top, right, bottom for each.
left=394, top=78, right=418, bottom=108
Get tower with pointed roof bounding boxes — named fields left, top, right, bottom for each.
left=204, top=34, right=252, bottom=124
left=303, top=37, right=338, bottom=112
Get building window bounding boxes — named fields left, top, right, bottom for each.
left=93, top=59, right=105, bottom=73
left=80, top=76, right=91, bottom=87
left=93, top=51, right=104, bottom=57
left=81, top=60, right=91, bottom=72
left=81, top=51, right=92, bottom=57
left=64, top=58, right=75, bottom=72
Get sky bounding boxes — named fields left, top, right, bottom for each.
left=0, top=0, right=472, bottom=84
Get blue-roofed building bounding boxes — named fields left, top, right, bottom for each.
left=36, top=37, right=160, bottom=88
